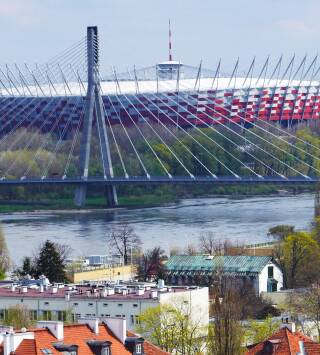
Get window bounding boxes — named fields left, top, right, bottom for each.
left=103, top=303, right=108, bottom=307
left=130, top=315, right=134, bottom=324
left=88, top=303, right=93, bottom=307
left=42, top=310, right=52, bottom=321
left=0, top=309, right=5, bottom=320
left=73, top=303, right=78, bottom=306
left=41, top=349, right=53, bottom=354
left=30, top=310, right=38, bottom=321
left=44, top=302, right=49, bottom=305
left=135, top=315, right=140, bottom=325
left=268, top=266, right=274, bottom=278
left=102, top=348, right=110, bottom=355
left=136, top=343, right=142, bottom=354
left=57, top=311, right=66, bottom=321
left=133, top=304, right=138, bottom=308
left=116, top=314, right=122, bottom=318
left=118, top=304, right=123, bottom=307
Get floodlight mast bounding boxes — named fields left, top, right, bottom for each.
left=74, top=26, right=118, bottom=207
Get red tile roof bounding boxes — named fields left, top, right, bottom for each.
left=245, top=327, right=320, bottom=355
left=127, top=330, right=171, bottom=355
left=11, top=323, right=171, bottom=355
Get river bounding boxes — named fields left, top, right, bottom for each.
left=0, top=193, right=315, bottom=265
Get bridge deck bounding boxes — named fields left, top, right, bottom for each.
left=0, top=176, right=317, bottom=186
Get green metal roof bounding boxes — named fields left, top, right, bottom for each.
left=165, top=255, right=272, bottom=274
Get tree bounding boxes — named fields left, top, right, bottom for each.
left=0, top=224, right=10, bottom=277
left=208, top=286, right=244, bottom=355
left=246, top=316, right=281, bottom=344
left=137, top=247, right=166, bottom=281
left=276, top=232, right=320, bottom=288
left=137, top=301, right=205, bottom=354
left=106, top=223, right=141, bottom=265
left=4, top=304, right=32, bottom=329
left=198, top=231, right=216, bottom=255
left=35, top=240, right=66, bottom=283
left=268, top=225, right=295, bottom=240
left=288, top=283, right=320, bottom=341
left=15, top=256, right=36, bottom=277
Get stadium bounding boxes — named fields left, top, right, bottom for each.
left=0, top=24, right=319, bottom=136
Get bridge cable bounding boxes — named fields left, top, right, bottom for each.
left=167, top=88, right=312, bottom=178
left=143, top=89, right=281, bottom=178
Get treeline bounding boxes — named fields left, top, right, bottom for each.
left=0, top=123, right=319, bottom=204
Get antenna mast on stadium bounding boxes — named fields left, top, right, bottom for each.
left=169, top=19, right=173, bottom=61
left=74, top=26, right=118, bottom=208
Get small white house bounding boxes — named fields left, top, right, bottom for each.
left=165, top=255, right=283, bottom=295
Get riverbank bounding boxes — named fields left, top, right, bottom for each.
left=0, top=183, right=314, bottom=213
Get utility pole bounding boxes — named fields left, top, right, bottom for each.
left=74, top=26, right=118, bottom=208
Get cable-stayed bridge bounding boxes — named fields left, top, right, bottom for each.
left=0, top=26, right=320, bottom=207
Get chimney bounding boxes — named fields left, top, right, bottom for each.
left=78, top=317, right=99, bottom=335
left=10, top=285, right=15, bottom=293
left=37, top=321, right=64, bottom=340
left=158, top=279, right=165, bottom=289
left=298, top=340, right=306, bottom=355
left=51, top=286, right=58, bottom=294
left=3, top=331, right=35, bottom=355
left=22, top=287, right=27, bottom=293
left=103, top=318, right=126, bottom=344
left=39, top=284, right=44, bottom=293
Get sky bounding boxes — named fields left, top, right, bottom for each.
left=0, top=0, right=320, bottom=76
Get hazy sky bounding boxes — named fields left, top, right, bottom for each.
left=0, top=0, right=319, bottom=75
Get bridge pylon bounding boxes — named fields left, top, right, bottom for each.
left=74, top=26, right=118, bottom=208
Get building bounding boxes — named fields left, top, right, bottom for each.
left=66, top=264, right=135, bottom=283
left=0, top=317, right=170, bottom=355
left=1, top=50, right=319, bottom=138
left=0, top=280, right=209, bottom=330
left=164, top=255, right=283, bottom=295
left=245, top=326, right=320, bottom=354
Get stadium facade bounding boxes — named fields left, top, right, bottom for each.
left=0, top=59, right=319, bottom=136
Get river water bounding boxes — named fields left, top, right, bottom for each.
left=0, top=194, right=315, bottom=265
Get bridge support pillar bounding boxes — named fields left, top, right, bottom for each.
left=74, top=185, right=87, bottom=207
left=105, top=185, right=118, bottom=207
left=74, top=26, right=118, bottom=208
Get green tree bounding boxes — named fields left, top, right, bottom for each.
left=246, top=316, right=280, bottom=344
left=35, top=240, right=66, bottom=282
left=4, top=305, right=32, bottom=329
left=137, top=301, right=205, bottom=354
left=268, top=225, right=295, bottom=240
left=277, top=232, right=320, bottom=288
left=15, top=256, right=36, bottom=277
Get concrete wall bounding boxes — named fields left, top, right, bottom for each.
left=258, top=262, right=283, bottom=294
left=159, top=287, right=209, bottom=328
left=67, top=265, right=135, bottom=283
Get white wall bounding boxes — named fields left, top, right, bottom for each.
left=258, top=262, right=283, bottom=294
left=0, top=288, right=208, bottom=331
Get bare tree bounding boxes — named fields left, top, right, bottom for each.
left=198, top=232, right=233, bottom=256
left=107, top=223, right=141, bottom=265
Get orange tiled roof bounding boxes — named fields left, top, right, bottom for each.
left=127, top=330, right=171, bottom=355
left=12, top=323, right=171, bottom=355
left=13, top=323, right=132, bottom=355
left=245, top=327, right=320, bottom=355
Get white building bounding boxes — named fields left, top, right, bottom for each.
left=0, top=280, right=209, bottom=330
left=165, top=255, right=283, bottom=295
